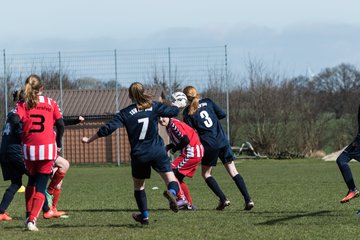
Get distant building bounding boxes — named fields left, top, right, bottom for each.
left=45, top=87, right=168, bottom=164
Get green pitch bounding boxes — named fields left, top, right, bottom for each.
left=1, top=159, right=360, bottom=239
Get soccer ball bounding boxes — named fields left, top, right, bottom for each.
left=171, top=91, right=188, bottom=108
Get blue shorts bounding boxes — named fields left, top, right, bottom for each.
left=131, top=149, right=172, bottom=179
left=201, top=144, right=235, bottom=166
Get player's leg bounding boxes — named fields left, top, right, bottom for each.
left=0, top=177, right=22, bottom=221
left=47, top=157, right=69, bottom=196
left=201, top=148, right=229, bottom=210
left=336, top=146, right=360, bottom=203
left=132, top=177, right=149, bottom=225
left=221, top=145, right=254, bottom=210
left=158, top=171, right=180, bottom=213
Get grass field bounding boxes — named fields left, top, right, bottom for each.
left=1, top=158, right=360, bottom=239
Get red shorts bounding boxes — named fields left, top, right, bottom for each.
left=25, top=160, right=54, bottom=176
left=171, top=144, right=203, bottom=177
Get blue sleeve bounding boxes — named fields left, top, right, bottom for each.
left=209, top=99, right=226, bottom=120
left=155, top=101, right=179, bottom=118
left=97, top=112, right=124, bottom=137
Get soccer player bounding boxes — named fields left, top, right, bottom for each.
left=182, top=85, right=254, bottom=211
left=14, top=74, right=64, bottom=231
left=43, top=116, right=85, bottom=219
left=159, top=116, right=203, bottom=210
left=0, top=90, right=27, bottom=221
left=82, top=82, right=181, bottom=225
left=336, top=104, right=360, bottom=204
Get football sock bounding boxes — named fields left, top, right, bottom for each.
left=180, top=182, right=192, bottom=205
left=52, top=189, right=61, bottom=208
left=47, top=170, right=65, bottom=195
left=233, top=174, right=251, bottom=202
left=205, top=176, right=227, bottom=201
left=0, top=183, right=21, bottom=213
left=337, top=157, right=356, bottom=190
left=28, top=192, right=45, bottom=222
left=134, top=190, right=148, bottom=217
left=25, top=186, right=36, bottom=214
left=167, top=181, right=179, bottom=196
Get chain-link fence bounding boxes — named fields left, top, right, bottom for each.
left=0, top=46, right=230, bottom=164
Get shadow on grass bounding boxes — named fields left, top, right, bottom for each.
left=256, top=210, right=332, bottom=225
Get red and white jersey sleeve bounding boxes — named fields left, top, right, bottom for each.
left=166, top=118, right=202, bottom=149
left=15, top=96, right=62, bottom=161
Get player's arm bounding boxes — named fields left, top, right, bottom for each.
left=82, top=113, right=123, bottom=144
left=210, top=99, right=226, bottom=120
left=8, top=112, right=22, bottom=138
left=54, top=118, right=65, bottom=148
left=156, top=102, right=179, bottom=118
left=166, top=135, right=190, bottom=154
left=64, top=116, right=84, bottom=126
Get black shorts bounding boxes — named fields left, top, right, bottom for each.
left=131, top=149, right=172, bottom=179
left=201, top=144, right=235, bottom=166
left=0, top=151, right=27, bottom=181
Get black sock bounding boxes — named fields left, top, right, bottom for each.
left=233, top=174, right=251, bottom=202
left=205, top=176, right=226, bottom=201
left=0, top=183, right=21, bottom=213
left=134, top=190, right=147, bottom=213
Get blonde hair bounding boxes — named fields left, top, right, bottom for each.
left=24, top=74, right=43, bottom=109
left=183, top=85, right=199, bottom=115
left=128, top=82, right=152, bottom=110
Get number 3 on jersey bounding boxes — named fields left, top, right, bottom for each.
left=138, top=117, right=149, bottom=140
left=200, top=110, right=213, bottom=128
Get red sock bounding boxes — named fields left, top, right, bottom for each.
left=47, top=170, right=65, bottom=194
left=25, top=186, right=36, bottom=214
left=181, top=182, right=193, bottom=205
left=175, top=179, right=185, bottom=200
left=28, top=192, right=45, bottom=222
left=52, top=189, right=61, bottom=208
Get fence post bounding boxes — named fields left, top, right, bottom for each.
left=58, top=51, right=63, bottom=112
left=225, top=45, right=230, bottom=141
left=168, top=47, right=172, bottom=96
left=114, top=49, right=120, bottom=166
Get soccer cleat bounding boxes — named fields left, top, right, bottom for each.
left=132, top=213, right=149, bottom=225
left=0, top=212, right=12, bottom=221
left=45, top=191, right=53, bottom=207
left=340, top=189, right=360, bottom=203
left=244, top=200, right=254, bottom=211
left=43, top=207, right=66, bottom=219
left=186, top=204, right=197, bottom=211
left=216, top=199, right=230, bottom=210
left=163, top=190, right=179, bottom=213
left=177, top=199, right=189, bottom=209
left=43, top=209, right=55, bottom=219
left=52, top=208, right=66, bottom=217
left=26, top=221, right=39, bottom=231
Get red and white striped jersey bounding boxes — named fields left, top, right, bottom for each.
left=166, top=118, right=203, bottom=158
left=15, top=95, right=62, bottom=161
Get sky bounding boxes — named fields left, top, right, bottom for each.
left=1, top=0, right=360, bottom=76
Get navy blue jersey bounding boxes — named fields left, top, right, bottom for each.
left=183, top=98, right=228, bottom=149
left=0, top=110, right=22, bottom=154
left=97, top=101, right=179, bottom=158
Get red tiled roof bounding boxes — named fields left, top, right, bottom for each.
left=44, top=87, right=165, bottom=117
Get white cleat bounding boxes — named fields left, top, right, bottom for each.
left=26, top=221, right=39, bottom=231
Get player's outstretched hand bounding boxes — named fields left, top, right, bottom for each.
left=82, top=137, right=89, bottom=143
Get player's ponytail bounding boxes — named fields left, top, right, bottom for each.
left=183, top=86, right=199, bottom=115
left=24, top=74, right=43, bottom=109
left=128, top=82, right=152, bottom=110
